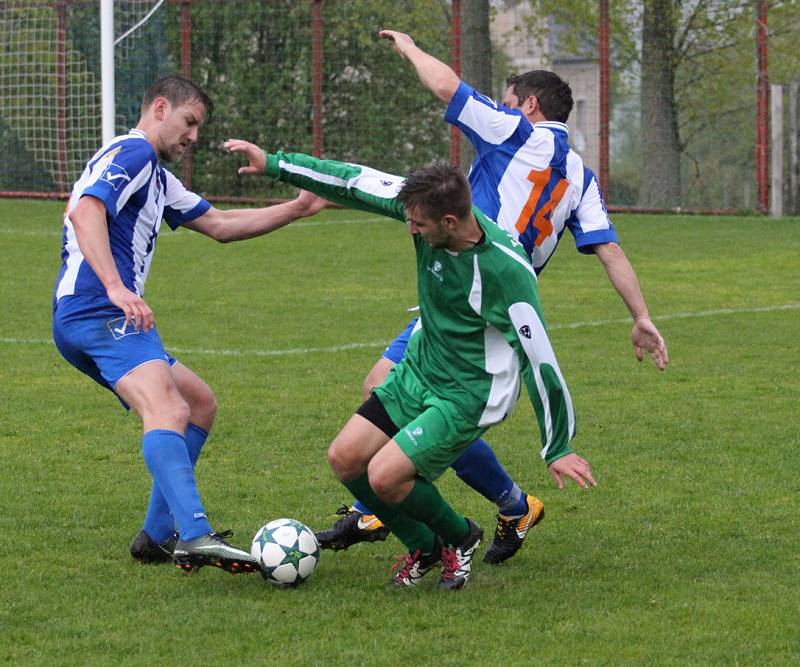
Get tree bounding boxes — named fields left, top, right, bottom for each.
left=639, top=0, right=681, bottom=207
left=459, top=0, right=493, bottom=172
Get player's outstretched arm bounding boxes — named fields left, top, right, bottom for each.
left=184, top=189, right=327, bottom=243
left=594, top=242, right=669, bottom=370
left=70, top=195, right=154, bottom=331
left=379, top=29, right=460, bottom=103
left=227, top=139, right=407, bottom=222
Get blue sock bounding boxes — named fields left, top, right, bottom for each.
left=497, top=483, right=528, bottom=517
left=352, top=499, right=371, bottom=514
left=141, top=429, right=212, bottom=542
left=451, top=438, right=527, bottom=515
left=142, top=424, right=208, bottom=543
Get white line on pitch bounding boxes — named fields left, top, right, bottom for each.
left=3, top=303, right=798, bottom=356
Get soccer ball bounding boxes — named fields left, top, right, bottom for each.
left=251, top=518, right=320, bottom=587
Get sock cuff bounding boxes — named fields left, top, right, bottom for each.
left=186, top=423, right=209, bottom=439
left=144, top=428, right=184, bottom=440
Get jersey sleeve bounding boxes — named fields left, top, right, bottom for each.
left=444, top=81, right=528, bottom=156
left=265, top=151, right=407, bottom=221
left=566, top=167, right=619, bottom=253
left=162, top=169, right=212, bottom=230
left=480, top=247, right=576, bottom=464
left=80, top=138, right=154, bottom=218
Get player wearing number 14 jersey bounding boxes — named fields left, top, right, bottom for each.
left=313, top=30, right=668, bottom=564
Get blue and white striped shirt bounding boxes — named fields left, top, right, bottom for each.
left=445, top=81, right=617, bottom=274
left=54, top=128, right=210, bottom=302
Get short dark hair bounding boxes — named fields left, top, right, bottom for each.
left=506, top=70, right=573, bottom=123
left=141, top=75, right=214, bottom=120
left=398, top=162, right=472, bottom=221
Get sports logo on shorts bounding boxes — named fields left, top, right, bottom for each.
left=518, top=325, right=531, bottom=339
left=107, top=316, right=140, bottom=340
left=405, top=426, right=424, bottom=446
left=101, top=163, right=132, bottom=191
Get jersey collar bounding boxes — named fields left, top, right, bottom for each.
left=534, top=121, right=569, bottom=137
left=129, top=128, right=148, bottom=140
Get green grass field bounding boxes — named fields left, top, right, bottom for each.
left=1, top=198, right=798, bottom=665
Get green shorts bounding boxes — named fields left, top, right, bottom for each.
left=373, top=361, right=487, bottom=482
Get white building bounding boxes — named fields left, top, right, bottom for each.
left=491, top=3, right=600, bottom=172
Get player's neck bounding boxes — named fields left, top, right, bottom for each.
left=447, top=215, right=484, bottom=251
left=527, top=110, right=547, bottom=125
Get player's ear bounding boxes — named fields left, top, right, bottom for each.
left=442, top=213, right=459, bottom=230
left=525, top=95, right=539, bottom=115
left=152, top=97, right=169, bottom=121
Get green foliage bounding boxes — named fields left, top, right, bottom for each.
left=527, top=0, right=800, bottom=209
left=2, top=199, right=800, bottom=664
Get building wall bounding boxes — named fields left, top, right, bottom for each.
left=490, top=5, right=601, bottom=173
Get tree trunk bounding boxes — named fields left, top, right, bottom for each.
left=459, top=0, right=492, bottom=174
left=639, top=0, right=682, bottom=207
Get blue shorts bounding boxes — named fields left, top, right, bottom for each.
left=382, top=317, right=420, bottom=364
left=53, top=295, right=176, bottom=404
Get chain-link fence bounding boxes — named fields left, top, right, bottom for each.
left=1, top=0, right=798, bottom=212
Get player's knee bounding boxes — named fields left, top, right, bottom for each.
left=171, top=398, right=192, bottom=430
left=193, top=389, right=217, bottom=430
left=362, top=359, right=392, bottom=401
left=327, top=440, right=361, bottom=480
left=361, top=375, right=374, bottom=402
left=367, top=462, right=404, bottom=504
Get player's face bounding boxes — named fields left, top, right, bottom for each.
left=406, top=206, right=451, bottom=249
left=157, top=99, right=207, bottom=162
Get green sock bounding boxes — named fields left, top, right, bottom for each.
left=397, top=478, right=469, bottom=546
left=343, top=474, right=436, bottom=553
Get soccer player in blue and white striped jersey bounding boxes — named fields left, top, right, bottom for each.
left=313, top=30, right=668, bottom=564
left=52, top=76, right=325, bottom=574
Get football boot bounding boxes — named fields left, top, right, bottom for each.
left=315, top=505, right=390, bottom=550
left=130, top=529, right=178, bottom=564
left=172, top=530, right=260, bottom=574
left=483, top=494, right=544, bottom=565
left=439, top=518, right=483, bottom=591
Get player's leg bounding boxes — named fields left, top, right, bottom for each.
left=451, top=439, right=544, bottom=565
left=135, top=361, right=217, bottom=560
left=327, top=403, right=436, bottom=552
left=316, top=318, right=419, bottom=549
left=116, top=361, right=259, bottom=574
left=370, top=397, right=484, bottom=591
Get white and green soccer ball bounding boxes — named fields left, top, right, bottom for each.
left=251, top=519, right=320, bottom=587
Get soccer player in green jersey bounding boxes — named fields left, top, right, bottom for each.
left=226, top=141, right=596, bottom=590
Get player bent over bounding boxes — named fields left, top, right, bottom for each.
left=235, top=145, right=595, bottom=590
left=52, top=76, right=325, bottom=575
left=316, top=29, right=668, bottom=564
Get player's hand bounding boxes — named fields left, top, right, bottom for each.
left=378, top=29, right=416, bottom=58
left=107, top=283, right=154, bottom=332
left=293, top=189, right=328, bottom=217
left=631, top=317, right=669, bottom=370
left=548, top=453, right=596, bottom=490
left=224, top=139, right=266, bottom=175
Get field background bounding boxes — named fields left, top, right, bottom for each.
left=1, top=199, right=798, bottom=666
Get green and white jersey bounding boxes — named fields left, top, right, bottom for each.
left=266, top=152, right=576, bottom=463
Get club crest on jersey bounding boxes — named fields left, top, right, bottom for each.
left=427, top=260, right=444, bottom=282
left=101, top=163, right=132, bottom=191
left=518, top=325, right=532, bottom=339
left=107, top=316, right=140, bottom=340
